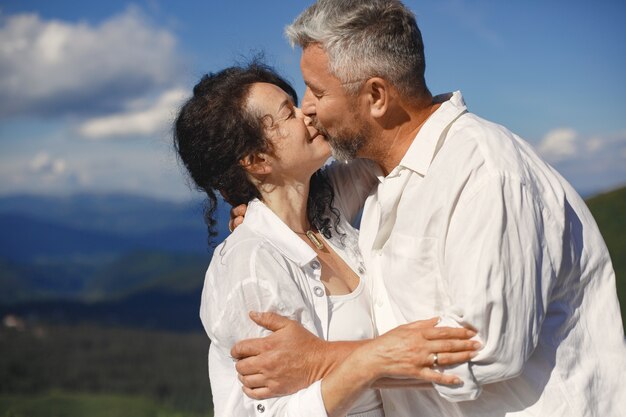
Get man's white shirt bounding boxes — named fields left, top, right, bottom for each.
left=329, top=91, right=626, bottom=416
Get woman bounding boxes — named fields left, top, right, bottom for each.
left=174, top=62, right=478, bottom=417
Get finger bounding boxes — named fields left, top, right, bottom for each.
left=432, top=350, right=479, bottom=367
left=426, top=339, right=481, bottom=354
left=231, top=204, right=247, bottom=217
left=231, top=338, right=265, bottom=359
left=418, top=368, right=463, bottom=386
left=242, top=386, right=273, bottom=401
left=234, top=356, right=261, bottom=375
left=249, top=311, right=292, bottom=332
left=422, top=326, right=476, bottom=340
left=238, top=373, right=267, bottom=389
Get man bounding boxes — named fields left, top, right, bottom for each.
left=230, top=1, right=626, bottom=415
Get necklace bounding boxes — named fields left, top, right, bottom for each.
left=294, top=229, right=325, bottom=250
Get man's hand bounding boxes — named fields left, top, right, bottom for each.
left=228, top=204, right=247, bottom=232
left=231, top=312, right=343, bottom=400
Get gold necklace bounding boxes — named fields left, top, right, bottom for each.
left=294, top=229, right=325, bottom=250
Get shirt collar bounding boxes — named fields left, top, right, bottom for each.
left=399, top=91, right=467, bottom=176
left=243, top=198, right=317, bottom=267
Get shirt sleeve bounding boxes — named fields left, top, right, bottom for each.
left=434, top=173, right=553, bottom=402
left=324, top=159, right=379, bottom=224
left=200, top=241, right=330, bottom=417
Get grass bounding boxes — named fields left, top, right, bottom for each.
left=585, top=186, right=626, bottom=331
left=0, top=391, right=211, bottom=417
left=0, top=325, right=212, bottom=416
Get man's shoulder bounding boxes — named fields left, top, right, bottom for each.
left=443, top=112, right=541, bottom=180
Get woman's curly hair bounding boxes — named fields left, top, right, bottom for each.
left=173, top=61, right=341, bottom=246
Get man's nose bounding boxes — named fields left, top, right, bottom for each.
left=301, top=87, right=316, bottom=117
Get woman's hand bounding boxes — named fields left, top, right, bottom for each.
left=353, top=317, right=480, bottom=386
left=228, top=204, right=247, bottom=232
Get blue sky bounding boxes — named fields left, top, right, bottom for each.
left=1, top=0, right=625, bottom=200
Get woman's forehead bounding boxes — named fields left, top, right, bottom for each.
left=247, top=82, right=292, bottom=114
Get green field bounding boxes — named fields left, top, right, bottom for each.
left=585, top=186, right=626, bottom=331
left=0, top=392, right=210, bottom=417
left=0, top=325, right=212, bottom=416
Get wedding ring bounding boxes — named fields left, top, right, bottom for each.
left=432, top=353, right=439, bottom=367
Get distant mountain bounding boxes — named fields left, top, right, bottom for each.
left=0, top=192, right=230, bottom=305
left=0, top=213, right=137, bottom=262
left=86, top=250, right=209, bottom=300
left=0, top=288, right=205, bottom=332
left=1, top=188, right=623, bottom=333
left=0, top=193, right=207, bottom=236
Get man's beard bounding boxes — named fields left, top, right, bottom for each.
left=312, top=118, right=368, bottom=162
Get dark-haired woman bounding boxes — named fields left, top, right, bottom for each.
left=174, top=63, right=477, bottom=417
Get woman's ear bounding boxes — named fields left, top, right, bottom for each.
left=240, top=153, right=272, bottom=176
left=363, top=77, right=389, bottom=119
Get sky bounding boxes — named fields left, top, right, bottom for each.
left=0, top=0, right=625, bottom=201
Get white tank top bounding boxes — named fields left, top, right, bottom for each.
left=327, top=277, right=384, bottom=415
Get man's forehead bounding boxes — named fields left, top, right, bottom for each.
left=300, top=45, right=338, bottom=87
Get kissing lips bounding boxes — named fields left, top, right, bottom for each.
left=308, top=131, right=324, bottom=143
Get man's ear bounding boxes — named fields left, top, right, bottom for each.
left=240, top=153, right=272, bottom=176
left=363, top=77, right=389, bottom=119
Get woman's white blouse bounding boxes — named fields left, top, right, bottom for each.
left=199, top=197, right=372, bottom=417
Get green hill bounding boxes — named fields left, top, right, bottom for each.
left=585, top=185, right=626, bottom=331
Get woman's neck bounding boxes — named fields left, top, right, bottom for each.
left=259, top=178, right=311, bottom=233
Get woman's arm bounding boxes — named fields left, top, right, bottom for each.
left=232, top=312, right=479, bottom=407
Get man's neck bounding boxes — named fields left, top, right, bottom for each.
left=369, top=99, right=440, bottom=176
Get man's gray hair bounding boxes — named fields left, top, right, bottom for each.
left=285, top=0, right=428, bottom=97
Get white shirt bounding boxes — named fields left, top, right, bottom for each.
left=199, top=197, right=383, bottom=417
left=329, top=91, right=626, bottom=416
left=328, top=276, right=383, bottom=414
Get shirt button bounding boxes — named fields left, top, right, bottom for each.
left=313, top=286, right=325, bottom=297
left=257, top=403, right=265, bottom=413
left=358, top=266, right=365, bottom=274
left=311, top=260, right=321, bottom=270
left=376, top=298, right=383, bottom=307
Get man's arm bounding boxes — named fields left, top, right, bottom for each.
left=433, top=173, right=553, bottom=401
left=232, top=312, right=479, bottom=399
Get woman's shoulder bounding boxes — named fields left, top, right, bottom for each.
left=207, top=224, right=297, bottom=285
left=200, top=225, right=310, bottom=349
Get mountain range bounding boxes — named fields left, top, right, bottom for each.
left=0, top=188, right=624, bottom=332
left=0, top=193, right=230, bottom=305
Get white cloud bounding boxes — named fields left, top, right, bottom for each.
left=0, top=8, right=182, bottom=118
left=536, top=128, right=626, bottom=195
left=586, top=136, right=604, bottom=152
left=29, top=152, right=67, bottom=177
left=77, top=88, right=188, bottom=139
left=538, top=128, right=578, bottom=162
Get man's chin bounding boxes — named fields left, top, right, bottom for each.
left=330, top=147, right=357, bottom=163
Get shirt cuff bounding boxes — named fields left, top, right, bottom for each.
left=432, top=315, right=482, bottom=402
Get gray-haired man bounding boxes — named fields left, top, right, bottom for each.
left=230, top=1, right=626, bottom=415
